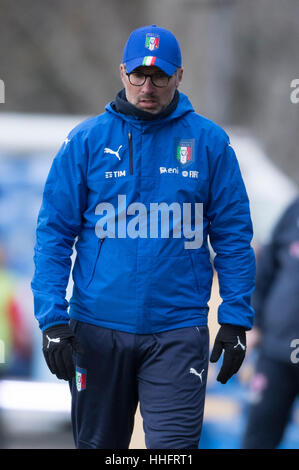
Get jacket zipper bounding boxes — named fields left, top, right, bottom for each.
left=128, top=131, right=133, bottom=175
left=87, top=237, right=105, bottom=287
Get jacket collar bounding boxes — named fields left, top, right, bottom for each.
left=111, top=88, right=180, bottom=121
left=106, top=90, right=194, bottom=125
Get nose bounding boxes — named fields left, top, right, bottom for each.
left=141, top=75, right=155, bottom=92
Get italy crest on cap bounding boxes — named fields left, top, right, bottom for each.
left=76, top=367, right=87, bottom=392
left=145, top=33, right=160, bottom=51
left=175, top=139, right=194, bottom=166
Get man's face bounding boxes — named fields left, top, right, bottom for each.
left=120, top=64, right=183, bottom=114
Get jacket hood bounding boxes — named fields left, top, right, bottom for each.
left=105, top=91, right=194, bottom=125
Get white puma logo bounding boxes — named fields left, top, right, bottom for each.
left=234, top=336, right=246, bottom=351
left=190, top=367, right=205, bottom=383
left=104, top=145, right=122, bottom=160
left=46, top=335, right=61, bottom=349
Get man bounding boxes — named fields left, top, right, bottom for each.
left=242, top=197, right=299, bottom=449
left=31, top=25, right=255, bottom=449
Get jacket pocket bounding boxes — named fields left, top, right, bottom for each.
left=187, top=250, right=214, bottom=299
left=188, top=250, right=201, bottom=295
left=86, top=237, right=105, bottom=288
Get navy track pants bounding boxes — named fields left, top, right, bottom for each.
left=69, top=319, right=209, bottom=449
left=242, top=353, right=299, bottom=449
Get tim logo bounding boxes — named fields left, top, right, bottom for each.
left=0, top=79, right=4, bottom=103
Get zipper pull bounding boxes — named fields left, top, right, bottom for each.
left=128, top=131, right=133, bottom=175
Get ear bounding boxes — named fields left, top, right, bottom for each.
left=120, top=64, right=126, bottom=86
left=176, top=67, right=184, bottom=88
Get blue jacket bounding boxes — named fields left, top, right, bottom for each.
left=31, top=92, right=256, bottom=333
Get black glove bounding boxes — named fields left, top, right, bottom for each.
left=42, top=324, right=84, bottom=381
left=210, top=324, right=246, bottom=384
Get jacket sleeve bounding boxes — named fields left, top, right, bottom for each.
left=206, top=138, right=256, bottom=330
left=31, top=131, right=88, bottom=331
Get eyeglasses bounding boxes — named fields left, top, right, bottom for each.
left=126, top=71, right=171, bottom=88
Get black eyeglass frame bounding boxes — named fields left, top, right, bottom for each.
left=126, top=72, right=171, bottom=88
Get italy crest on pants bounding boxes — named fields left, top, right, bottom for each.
left=76, top=367, right=87, bottom=392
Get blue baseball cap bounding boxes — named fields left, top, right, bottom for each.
left=122, top=25, right=182, bottom=77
